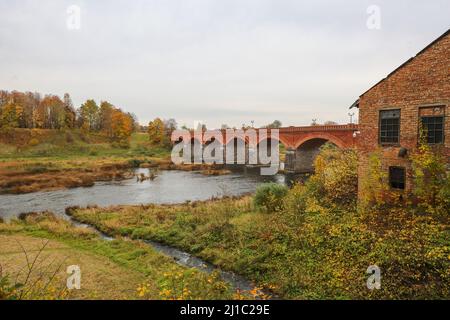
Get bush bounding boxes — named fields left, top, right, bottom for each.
left=311, top=143, right=358, bottom=207
left=253, top=183, right=288, bottom=212
left=128, top=159, right=143, bottom=168
left=28, top=138, right=39, bottom=146
left=410, top=137, right=449, bottom=214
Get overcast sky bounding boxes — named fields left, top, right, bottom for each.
left=0, top=0, right=448, bottom=128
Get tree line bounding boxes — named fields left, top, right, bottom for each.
left=0, top=90, right=138, bottom=143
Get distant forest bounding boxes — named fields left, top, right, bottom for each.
left=0, top=90, right=138, bottom=142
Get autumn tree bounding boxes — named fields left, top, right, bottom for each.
left=47, top=95, right=65, bottom=129
left=164, top=118, right=177, bottom=137
left=99, top=101, right=114, bottom=137
left=148, top=118, right=167, bottom=146
left=0, top=91, right=41, bottom=129
left=63, top=93, right=76, bottom=128
left=34, top=97, right=49, bottom=128
left=78, top=99, right=99, bottom=131
left=9, top=91, right=28, bottom=128
left=111, top=108, right=133, bottom=145
left=0, top=102, right=24, bottom=128
left=24, top=92, right=41, bottom=128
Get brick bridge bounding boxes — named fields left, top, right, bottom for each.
left=276, top=124, right=358, bottom=172
left=176, top=124, right=359, bottom=173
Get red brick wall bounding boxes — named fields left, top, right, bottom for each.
left=357, top=31, right=450, bottom=195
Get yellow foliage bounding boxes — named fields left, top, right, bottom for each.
left=0, top=103, right=23, bottom=128
left=359, top=149, right=389, bottom=209
left=148, top=118, right=168, bottom=146
left=111, top=109, right=133, bottom=144
left=311, top=143, right=358, bottom=207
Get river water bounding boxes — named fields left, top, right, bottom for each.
left=0, top=168, right=288, bottom=220
left=0, top=168, right=292, bottom=294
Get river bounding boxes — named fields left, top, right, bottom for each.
left=0, top=168, right=289, bottom=220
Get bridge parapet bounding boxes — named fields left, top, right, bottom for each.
left=178, top=124, right=358, bottom=149
left=278, top=123, right=358, bottom=133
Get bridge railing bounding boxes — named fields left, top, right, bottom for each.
left=278, top=124, right=359, bottom=132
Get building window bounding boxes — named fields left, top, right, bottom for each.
left=389, top=166, right=405, bottom=190
left=380, top=110, right=400, bottom=144
left=420, top=116, right=444, bottom=144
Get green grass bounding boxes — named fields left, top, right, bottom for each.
left=69, top=191, right=450, bottom=300
left=0, top=130, right=170, bottom=160
left=0, top=213, right=239, bottom=300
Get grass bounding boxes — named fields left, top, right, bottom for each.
left=0, top=129, right=230, bottom=194
left=0, top=130, right=170, bottom=160
left=0, top=130, right=173, bottom=194
left=0, top=213, right=245, bottom=300
left=68, top=189, right=450, bottom=300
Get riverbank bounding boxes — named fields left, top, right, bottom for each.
left=0, top=212, right=265, bottom=300
left=0, top=157, right=233, bottom=195
left=0, top=130, right=168, bottom=194
left=0, top=130, right=233, bottom=194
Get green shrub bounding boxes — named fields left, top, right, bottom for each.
left=253, top=183, right=288, bottom=213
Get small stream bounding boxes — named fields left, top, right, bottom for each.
left=74, top=220, right=261, bottom=293
left=146, top=239, right=259, bottom=292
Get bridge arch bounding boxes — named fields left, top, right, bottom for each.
left=293, top=133, right=347, bottom=150
left=291, top=134, right=346, bottom=173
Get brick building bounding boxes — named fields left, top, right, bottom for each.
left=351, top=29, right=450, bottom=197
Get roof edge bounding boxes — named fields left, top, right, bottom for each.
left=359, top=28, right=450, bottom=98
